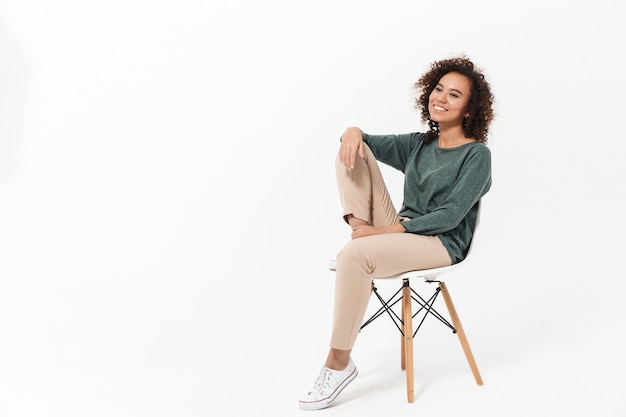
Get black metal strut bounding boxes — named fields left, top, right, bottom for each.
left=360, top=278, right=457, bottom=338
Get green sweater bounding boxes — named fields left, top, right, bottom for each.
left=363, top=132, right=491, bottom=264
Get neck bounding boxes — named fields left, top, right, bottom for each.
left=437, top=125, right=474, bottom=148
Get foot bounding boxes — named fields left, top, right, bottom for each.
left=298, top=359, right=358, bottom=410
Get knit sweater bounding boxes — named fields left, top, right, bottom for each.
left=362, top=132, right=491, bottom=263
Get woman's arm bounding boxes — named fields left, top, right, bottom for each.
left=351, top=222, right=406, bottom=239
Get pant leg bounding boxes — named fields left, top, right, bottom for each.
left=335, top=143, right=401, bottom=227
left=330, top=233, right=452, bottom=350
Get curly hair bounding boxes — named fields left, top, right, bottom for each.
left=414, top=55, right=494, bottom=144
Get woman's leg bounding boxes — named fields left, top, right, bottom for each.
left=335, top=143, right=401, bottom=227
left=325, top=144, right=402, bottom=370
left=301, top=234, right=451, bottom=409
left=331, top=233, right=451, bottom=351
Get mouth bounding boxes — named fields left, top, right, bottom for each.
left=432, top=105, right=447, bottom=112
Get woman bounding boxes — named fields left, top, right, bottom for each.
left=299, top=55, right=495, bottom=410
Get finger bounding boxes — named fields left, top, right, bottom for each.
left=347, top=146, right=356, bottom=170
left=344, top=151, right=353, bottom=170
left=340, top=143, right=356, bottom=170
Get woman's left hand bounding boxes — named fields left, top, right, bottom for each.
left=351, top=225, right=377, bottom=239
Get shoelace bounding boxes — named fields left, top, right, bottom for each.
left=311, top=367, right=333, bottom=393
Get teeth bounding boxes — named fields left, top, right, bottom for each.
left=434, top=105, right=446, bottom=111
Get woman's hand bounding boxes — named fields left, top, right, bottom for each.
left=350, top=224, right=377, bottom=239
left=339, top=127, right=365, bottom=170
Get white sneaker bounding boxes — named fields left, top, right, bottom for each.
left=298, top=359, right=358, bottom=410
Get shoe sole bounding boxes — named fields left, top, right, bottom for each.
left=298, top=367, right=358, bottom=411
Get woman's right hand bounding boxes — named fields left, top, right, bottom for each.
left=339, top=127, right=365, bottom=170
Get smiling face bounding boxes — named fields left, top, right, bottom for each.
left=428, top=71, right=472, bottom=128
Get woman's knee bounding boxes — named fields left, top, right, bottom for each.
left=336, top=239, right=374, bottom=273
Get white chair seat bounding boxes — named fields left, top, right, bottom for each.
left=328, top=259, right=463, bottom=281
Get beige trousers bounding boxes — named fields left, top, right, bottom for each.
left=331, top=144, right=452, bottom=350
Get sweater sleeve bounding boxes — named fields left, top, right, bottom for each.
left=362, top=132, right=422, bottom=172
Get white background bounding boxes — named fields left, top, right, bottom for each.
left=1, top=1, right=625, bottom=416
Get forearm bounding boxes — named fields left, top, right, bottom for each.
left=380, top=223, right=406, bottom=234
left=351, top=222, right=406, bottom=239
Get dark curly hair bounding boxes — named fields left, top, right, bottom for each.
left=414, top=55, right=494, bottom=144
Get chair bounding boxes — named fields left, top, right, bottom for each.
left=328, top=209, right=484, bottom=403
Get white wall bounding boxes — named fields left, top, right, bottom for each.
left=1, top=1, right=625, bottom=416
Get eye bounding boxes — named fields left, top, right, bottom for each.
left=450, top=93, right=460, bottom=98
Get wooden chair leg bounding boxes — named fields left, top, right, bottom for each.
left=438, top=281, right=483, bottom=385
left=400, top=291, right=406, bottom=371
left=402, top=283, right=415, bottom=402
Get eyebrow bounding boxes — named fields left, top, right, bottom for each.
left=436, top=83, right=465, bottom=96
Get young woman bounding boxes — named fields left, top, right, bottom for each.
left=299, top=55, right=495, bottom=410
